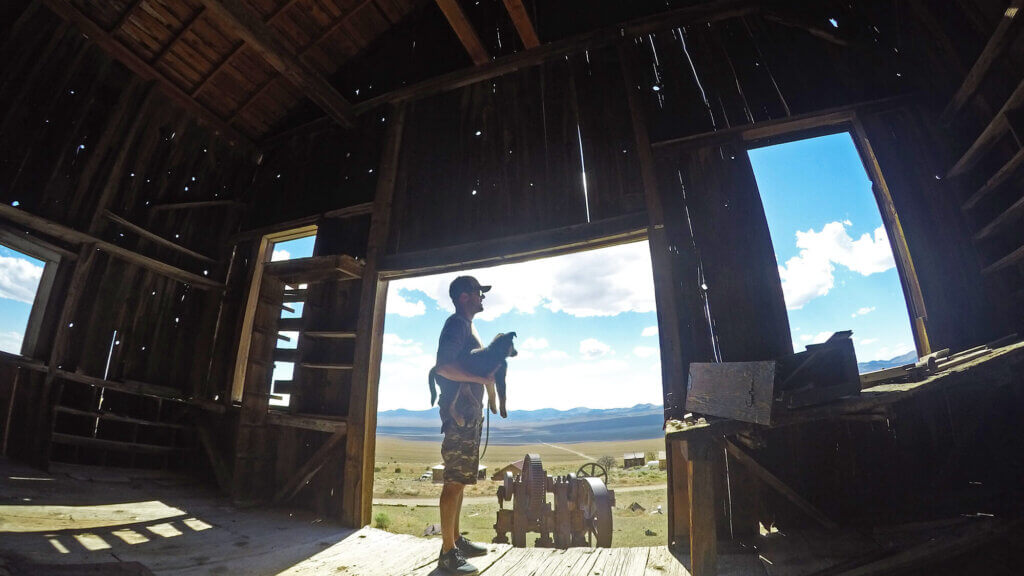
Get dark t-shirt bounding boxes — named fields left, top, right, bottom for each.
left=436, top=314, right=484, bottom=429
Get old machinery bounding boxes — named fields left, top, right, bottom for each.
left=493, top=453, right=614, bottom=548
left=576, top=462, right=609, bottom=485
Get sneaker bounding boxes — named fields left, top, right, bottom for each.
left=437, top=547, right=479, bottom=575
left=455, top=536, right=488, bottom=557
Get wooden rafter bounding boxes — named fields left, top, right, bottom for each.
left=103, top=210, right=216, bottom=263
left=436, top=0, right=490, bottom=65
left=151, top=200, right=243, bottom=212
left=40, top=0, right=255, bottom=151
left=109, top=0, right=144, bottom=33
left=199, top=0, right=355, bottom=129
left=941, top=0, right=1023, bottom=122
left=273, top=429, right=347, bottom=503
left=502, top=0, right=539, bottom=48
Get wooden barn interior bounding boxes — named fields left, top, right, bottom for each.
left=2, top=0, right=1024, bottom=574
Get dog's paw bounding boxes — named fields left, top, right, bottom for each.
left=488, top=400, right=498, bottom=414
left=500, top=408, right=508, bottom=418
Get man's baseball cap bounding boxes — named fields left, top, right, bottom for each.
left=449, top=275, right=491, bottom=301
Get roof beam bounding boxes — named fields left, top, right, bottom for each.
left=435, top=0, right=491, bottom=65
left=502, top=0, right=539, bottom=48
left=198, top=0, right=355, bottom=129
left=40, top=0, right=255, bottom=151
left=263, top=0, right=760, bottom=145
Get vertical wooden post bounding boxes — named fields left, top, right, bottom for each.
left=683, top=439, right=718, bottom=576
left=668, top=438, right=691, bottom=546
left=619, top=42, right=713, bottom=549
left=341, top=103, right=407, bottom=527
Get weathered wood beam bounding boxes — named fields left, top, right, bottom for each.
left=324, top=202, right=374, bottom=219
left=761, top=7, right=856, bottom=46
left=974, top=192, right=1024, bottom=240
left=346, top=0, right=757, bottom=114
left=199, top=0, right=355, bottom=129
left=949, top=77, right=1024, bottom=179
left=266, top=412, right=348, bottom=433
left=341, top=103, right=406, bottom=527
left=0, top=205, right=223, bottom=290
left=109, top=0, right=144, bottom=33
left=941, top=0, right=1023, bottom=122
left=502, top=0, right=539, bottom=48
left=982, top=240, right=1024, bottom=275
left=40, top=0, right=255, bottom=151
left=103, top=210, right=216, bottom=263
left=379, top=212, right=647, bottom=279
left=273, top=429, right=347, bottom=503
left=436, top=0, right=490, bottom=65
left=197, top=423, right=233, bottom=493
left=722, top=438, right=839, bottom=530
left=150, top=200, right=244, bottom=212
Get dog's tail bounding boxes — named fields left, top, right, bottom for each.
left=428, top=367, right=438, bottom=406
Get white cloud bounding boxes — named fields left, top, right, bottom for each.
left=271, top=249, right=290, bottom=262
left=390, top=241, right=655, bottom=321
left=520, top=337, right=549, bottom=350
left=633, top=346, right=659, bottom=358
left=798, top=331, right=833, bottom=345
left=580, top=338, right=611, bottom=359
left=386, top=288, right=426, bottom=317
left=382, top=333, right=425, bottom=357
left=641, top=326, right=658, bottom=337
left=777, top=222, right=896, bottom=309
left=857, top=338, right=879, bottom=346
left=851, top=306, right=876, bottom=318
left=0, top=330, right=24, bottom=354
left=0, top=255, right=43, bottom=304
left=540, top=350, right=569, bottom=360
left=842, top=219, right=853, bottom=226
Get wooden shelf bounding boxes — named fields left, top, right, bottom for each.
left=51, top=433, right=184, bottom=454
left=299, top=362, right=354, bottom=370
left=266, top=411, right=348, bottom=433
left=303, top=330, right=356, bottom=339
left=264, top=254, right=364, bottom=284
left=962, top=146, right=1024, bottom=210
left=982, top=242, right=1024, bottom=275
left=55, top=406, right=188, bottom=429
left=973, top=191, right=1024, bottom=240
left=273, top=348, right=301, bottom=363
left=277, top=317, right=304, bottom=331
left=948, top=77, right=1024, bottom=179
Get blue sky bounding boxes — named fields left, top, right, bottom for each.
left=748, top=132, right=916, bottom=363
left=0, top=244, right=45, bottom=355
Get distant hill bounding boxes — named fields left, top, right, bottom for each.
left=377, top=404, right=664, bottom=444
left=857, top=350, right=918, bottom=373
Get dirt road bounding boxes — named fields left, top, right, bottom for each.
left=373, top=484, right=665, bottom=507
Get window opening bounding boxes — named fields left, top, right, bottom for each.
left=269, top=235, right=315, bottom=408
left=748, top=132, right=917, bottom=372
left=0, top=243, right=48, bottom=355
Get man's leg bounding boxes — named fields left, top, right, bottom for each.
left=440, top=480, right=464, bottom=553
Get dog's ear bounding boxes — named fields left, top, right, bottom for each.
left=508, top=331, right=516, bottom=339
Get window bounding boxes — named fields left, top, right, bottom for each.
left=748, top=132, right=917, bottom=371
left=0, top=230, right=64, bottom=358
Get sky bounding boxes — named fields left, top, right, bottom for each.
left=379, top=241, right=665, bottom=412
left=0, top=244, right=45, bottom=355
left=747, top=131, right=916, bottom=363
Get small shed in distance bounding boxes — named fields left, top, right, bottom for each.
left=623, top=452, right=645, bottom=468
left=491, top=459, right=524, bottom=480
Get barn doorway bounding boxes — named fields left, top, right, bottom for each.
left=372, top=239, right=668, bottom=547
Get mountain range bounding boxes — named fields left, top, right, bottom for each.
left=377, top=403, right=665, bottom=444
left=377, top=353, right=919, bottom=444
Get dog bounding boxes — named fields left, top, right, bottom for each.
left=428, top=332, right=517, bottom=426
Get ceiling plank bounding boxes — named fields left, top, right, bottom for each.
left=40, top=0, right=256, bottom=151
left=150, top=6, right=206, bottom=64
left=198, top=0, right=355, bottom=129
left=435, top=0, right=490, bottom=65
left=502, top=0, right=539, bottom=48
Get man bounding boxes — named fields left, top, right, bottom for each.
left=432, top=275, right=495, bottom=575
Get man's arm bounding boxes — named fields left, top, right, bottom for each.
left=434, top=363, right=495, bottom=387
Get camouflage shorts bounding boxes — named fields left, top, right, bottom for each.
left=440, top=419, right=482, bottom=485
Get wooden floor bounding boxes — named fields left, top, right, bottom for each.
left=0, top=457, right=877, bottom=575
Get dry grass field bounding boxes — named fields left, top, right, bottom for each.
left=371, top=436, right=669, bottom=548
